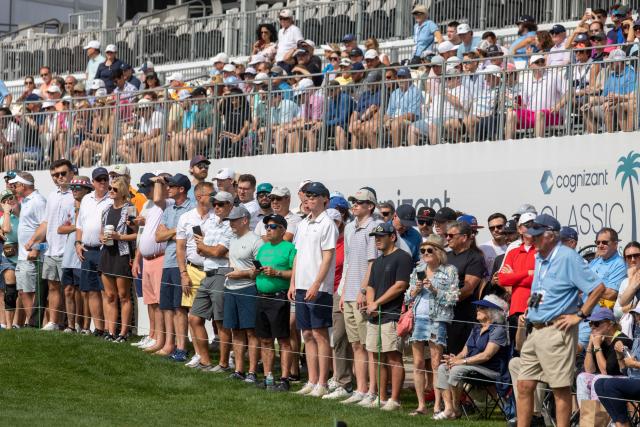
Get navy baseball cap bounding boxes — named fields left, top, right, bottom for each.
left=396, top=204, right=417, bottom=227
left=120, top=63, right=132, bottom=70
left=350, top=47, right=364, bottom=57
left=526, top=214, right=561, bottom=237
left=342, top=34, right=356, bottom=43
left=516, top=14, right=535, bottom=24
left=351, top=62, right=365, bottom=71
left=396, top=67, right=411, bottom=78
left=190, top=155, right=210, bottom=168
left=549, top=24, right=566, bottom=34
left=263, top=213, right=288, bottom=229
left=138, top=172, right=156, bottom=188
left=304, top=182, right=330, bottom=197
left=559, top=226, right=578, bottom=241
left=25, top=94, right=41, bottom=102
left=165, top=173, right=191, bottom=191
left=92, top=167, right=109, bottom=180
left=369, top=222, right=396, bottom=236
left=574, top=33, right=589, bottom=43
left=587, top=306, right=616, bottom=322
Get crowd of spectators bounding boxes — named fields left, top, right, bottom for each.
left=1, top=5, right=640, bottom=168
left=0, top=159, right=639, bottom=425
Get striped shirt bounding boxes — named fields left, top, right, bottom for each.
left=343, top=216, right=381, bottom=301
left=202, top=216, right=234, bottom=271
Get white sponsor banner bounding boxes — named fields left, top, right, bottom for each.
left=31, top=132, right=640, bottom=248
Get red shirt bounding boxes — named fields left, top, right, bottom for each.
left=497, top=243, right=536, bottom=315
left=334, top=235, right=344, bottom=293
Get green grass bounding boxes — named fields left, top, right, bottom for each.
left=0, top=330, right=502, bottom=426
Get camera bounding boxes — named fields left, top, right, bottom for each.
left=528, top=292, right=543, bottom=309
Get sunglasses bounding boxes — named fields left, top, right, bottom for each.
left=194, top=163, right=209, bottom=169
left=595, top=240, right=610, bottom=245
left=94, top=176, right=108, bottom=183
left=51, top=171, right=67, bottom=178
left=417, top=219, right=433, bottom=226
left=380, top=211, right=392, bottom=217
left=353, top=200, right=369, bottom=205
left=304, top=193, right=318, bottom=199
left=212, top=201, right=228, bottom=207
left=70, top=185, right=88, bottom=191
left=269, top=196, right=284, bottom=201
left=489, top=224, right=504, bottom=231
left=1, top=195, right=15, bottom=201
left=420, top=247, right=435, bottom=255
left=40, top=73, right=49, bottom=77
left=24, top=81, right=34, bottom=85
left=589, top=321, right=602, bottom=328
left=625, top=253, right=640, bottom=261
left=108, top=186, right=118, bottom=192
left=330, top=57, right=340, bottom=61
left=257, top=192, right=270, bottom=198
left=266, top=223, right=282, bottom=230
left=446, top=233, right=459, bottom=239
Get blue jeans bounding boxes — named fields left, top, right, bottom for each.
left=593, top=377, right=640, bottom=423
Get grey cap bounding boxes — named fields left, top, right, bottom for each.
left=515, top=203, right=537, bottom=216
left=213, top=191, right=234, bottom=204
left=224, top=205, right=250, bottom=221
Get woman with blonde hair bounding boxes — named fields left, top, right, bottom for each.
left=99, top=177, right=137, bottom=342
left=407, top=234, right=459, bottom=416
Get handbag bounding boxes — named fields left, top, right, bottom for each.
left=579, top=400, right=611, bottom=427
left=3, top=243, right=17, bottom=258
left=397, top=296, right=420, bottom=338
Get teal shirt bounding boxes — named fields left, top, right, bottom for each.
left=0, top=212, right=19, bottom=263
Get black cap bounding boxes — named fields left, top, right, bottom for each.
left=434, top=207, right=457, bottom=222
left=191, top=86, right=207, bottom=97
left=417, top=206, right=436, bottom=220
left=396, top=204, right=417, bottom=227
left=165, top=173, right=191, bottom=191
left=189, top=155, right=210, bottom=168
left=263, top=213, right=288, bottom=229
left=574, top=33, right=589, bottom=43
left=120, top=63, right=132, bottom=70
left=516, top=15, right=535, bottom=24
left=350, top=47, right=364, bottom=57
left=304, top=182, right=330, bottom=197
left=590, top=31, right=607, bottom=41
left=92, top=167, right=109, bottom=180
left=549, top=24, right=566, bottom=34
left=501, top=219, right=518, bottom=234
left=369, top=222, right=396, bottom=236
left=486, top=45, right=502, bottom=57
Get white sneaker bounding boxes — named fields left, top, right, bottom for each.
left=308, top=384, right=329, bottom=398
left=295, top=382, right=316, bottom=395
left=131, top=336, right=149, bottom=347
left=185, top=353, right=201, bottom=368
left=341, top=391, right=367, bottom=404
left=322, top=386, right=352, bottom=400
left=368, top=397, right=387, bottom=408
left=357, top=393, right=377, bottom=407
left=75, top=324, right=82, bottom=333
left=41, top=322, right=58, bottom=331
left=381, top=399, right=401, bottom=411
left=139, top=338, right=157, bottom=350
left=327, top=377, right=338, bottom=392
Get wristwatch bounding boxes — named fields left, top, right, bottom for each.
left=577, top=310, right=587, bottom=320
left=360, top=288, right=367, bottom=295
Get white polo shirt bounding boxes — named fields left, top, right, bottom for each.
left=138, top=200, right=171, bottom=258
left=76, top=191, right=113, bottom=247
left=202, top=216, right=234, bottom=271
left=242, top=199, right=260, bottom=230
left=293, top=210, right=338, bottom=293
left=275, top=24, right=303, bottom=62
left=176, top=206, right=216, bottom=266
left=44, top=187, right=74, bottom=257
left=254, top=210, right=302, bottom=238
left=17, top=190, right=47, bottom=261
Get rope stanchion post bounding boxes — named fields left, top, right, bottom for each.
left=377, top=306, right=381, bottom=409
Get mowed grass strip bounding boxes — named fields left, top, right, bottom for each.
left=0, top=330, right=501, bottom=426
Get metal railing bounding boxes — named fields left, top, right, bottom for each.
left=0, top=0, right=609, bottom=81
left=2, top=48, right=640, bottom=171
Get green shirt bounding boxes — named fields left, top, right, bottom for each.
left=255, top=240, right=296, bottom=293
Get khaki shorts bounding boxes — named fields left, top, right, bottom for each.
left=42, top=255, right=63, bottom=282
left=518, top=324, right=577, bottom=389
left=366, top=321, right=402, bottom=354
left=344, top=301, right=368, bottom=345
left=181, top=264, right=205, bottom=308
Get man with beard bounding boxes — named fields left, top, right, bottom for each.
left=187, top=155, right=210, bottom=204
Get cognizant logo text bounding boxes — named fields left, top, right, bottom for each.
left=540, top=169, right=609, bottom=194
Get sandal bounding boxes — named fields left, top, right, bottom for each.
left=409, top=409, right=427, bottom=416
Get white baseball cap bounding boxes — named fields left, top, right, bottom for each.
left=105, top=44, right=117, bottom=53
left=222, top=63, right=236, bottom=73
left=178, top=89, right=191, bottom=101
left=212, top=52, right=229, bottom=64
left=482, top=64, right=503, bottom=76
left=95, top=88, right=107, bottom=97
left=303, top=39, right=315, bottom=48
left=42, top=100, right=56, bottom=109
left=46, top=85, right=61, bottom=94
left=606, top=48, right=627, bottom=62
left=529, top=54, right=545, bottom=64
left=111, top=164, right=131, bottom=176
left=295, top=78, right=314, bottom=96
left=249, top=54, right=267, bottom=65
left=518, top=212, right=537, bottom=225
left=167, top=72, right=184, bottom=83
left=83, top=40, right=100, bottom=50
left=279, top=9, right=293, bottom=19
left=254, top=72, right=270, bottom=82
left=446, top=56, right=462, bottom=65
left=326, top=208, right=343, bottom=223
left=215, top=168, right=235, bottom=180
left=456, top=23, right=472, bottom=34
left=438, top=41, right=459, bottom=53
left=364, top=49, right=379, bottom=60
left=89, top=79, right=106, bottom=90
left=244, top=67, right=257, bottom=75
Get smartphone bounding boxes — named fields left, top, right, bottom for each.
left=252, top=260, right=263, bottom=270
left=416, top=271, right=426, bottom=281
left=192, top=225, right=203, bottom=237
left=585, top=7, right=592, bottom=17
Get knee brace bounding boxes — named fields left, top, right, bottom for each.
left=4, top=284, right=17, bottom=310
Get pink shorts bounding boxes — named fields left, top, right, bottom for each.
left=516, top=109, right=562, bottom=129
left=142, top=255, right=164, bottom=305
